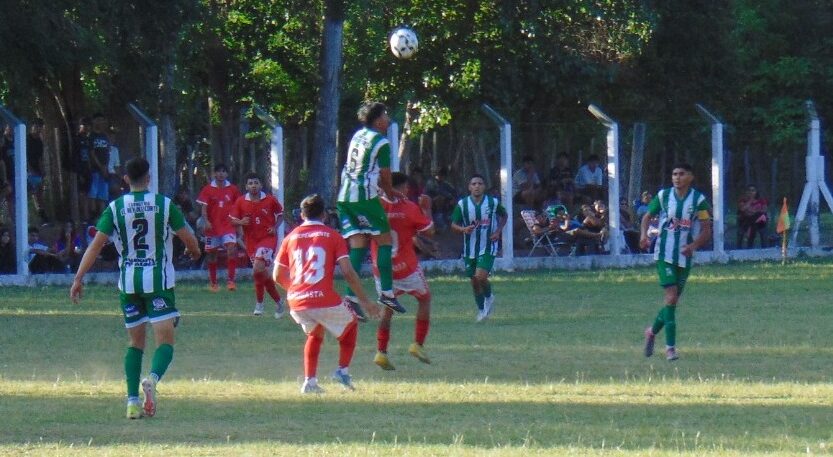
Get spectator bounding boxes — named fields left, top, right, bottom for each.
left=55, top=221, right=85, bottom=273
left=27, top=226, right=63, bottom=273
left=0, top=227, right=15, bottom=273
left=88, top=113, right=111, bottom=215
left=107, top=143, right=124, bottom=197
left=424, top=167, right=458, bottom=230
left=574, top=204, right=605, bottom=255
left=619, top=197, right=641, bottom=252
left=635, top=191, right=652, bottom=220
left=406, top=167, right=426, bottom=203
left=548, top=153, right=575, bottom=206
left=512, top=155, right=542, bottom=207
left=173, top=187, right=199, bottom=227
left=27, top=118, right=48, bottom=222
left=72, top=117, right=92, bottom=222
left=737, top=185, right=769, bottom=248
left=575, top=154, right=605, bottom=202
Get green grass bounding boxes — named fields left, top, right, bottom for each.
left=3, top=260, right=833, bottom=456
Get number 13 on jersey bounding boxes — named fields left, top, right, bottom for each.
left=292, top=247, right=326, bottom=285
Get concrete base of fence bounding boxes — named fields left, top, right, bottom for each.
left=2, top=246, right=831, bottom=287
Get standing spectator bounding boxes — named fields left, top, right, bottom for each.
left=196, top=164, right=242, bottom=292
left=635, top=191, right=652, bottom=220
left=424, top=167, right=458, bottom=230
left=27, top=226, right=63, bottom=273
left=107, top=143, right=124, bottom=198
left=451, top=174, right=508, bottom=322
left=548, top=153, right=575, bottom=206
left=55, top=221, right=85, bottom=273
left=72, top=117, right=92, bottom=222
left=619, top=197, right=641, bottom=252
left=737, top=185, right=769, bottom=248
left=512, top=156, right=542, bottom=207
left=0, top=227, right=15, bottom=273
left=27, top=118, right=47, bottom=222
left=575, top=154, right=605, bottom=202
left=88, top=113, right=111, bottom=215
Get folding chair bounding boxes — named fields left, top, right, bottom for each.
left=520, top=210, right=558, bottom=257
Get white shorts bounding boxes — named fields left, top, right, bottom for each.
left=290, top=302, right=355, bottom=337
left=374, top=266, right=430, bottom=301
left=253, top=247, right=275, bottom=266
left=205, top=233, right=237, bottom=251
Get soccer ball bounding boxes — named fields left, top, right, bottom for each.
left=389, top=27, right=418, bottom=59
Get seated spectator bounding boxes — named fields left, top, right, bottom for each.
left=513, top=156, right=543, bottom=207
left=0, top=227, right=15, bottom=273
left=635, top=191, right=652, bottom=220
left=27, top=226, right=64, bottom=274
left=55, top=221, right=86, bottom=273
left=571, top=204, right=605, bottom=255
left=548, top=153, right=575, bottom=206
left=619, top=197, right=641, bottom=252
left=424, top=167, right=458, bottom=230
left=737, top=185, right=769, bottom=248
left=575, top=154, right=606, bottom=202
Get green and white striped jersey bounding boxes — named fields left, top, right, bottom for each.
left=96, top=191, right=186, bottom=294
left=647, top=187, right=711, bottom=268
left=451, top=195, right=508, bottom=259
left=338, top=127, right=391, bottom=202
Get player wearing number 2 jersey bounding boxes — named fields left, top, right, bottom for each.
left=274, top=194, right=381, bottom=393
left=230, top=173, right=284, bottom=318
left=70, top=157, right=201, bottom=419
left=370, top=172, right=435, bottom=370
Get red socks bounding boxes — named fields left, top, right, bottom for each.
left=338, top=322, right=358, bottom=368
left=227, top=257, right=237, bottom=282
left=377, top=327, right=390, bottom=352
left=304, top=328, right=324, bottom=378
left=253, top=271, right=265, bottom=302
left=208, top=261, right=218, bottom=284
left=415, top=319, right=430, bottom=345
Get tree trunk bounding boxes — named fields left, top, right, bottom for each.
left=628, top=123, right=646, bottom=205
left=309, top=0, right=344, bottom=204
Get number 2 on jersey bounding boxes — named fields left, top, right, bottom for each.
left=132, top=218, right=149, bottom=251
left=292, top=247, right=326, bottom=285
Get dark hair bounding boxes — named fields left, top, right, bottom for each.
left=243, top=172, right=261, bottom=183
left=469, top=173, right=486, bottom=183
left=300, top=194, right=325, bottom=219
left=672, top=163, right=693, bottom=173
left=358, top=102, right=387, bottom=127
left=213, top=163, right=228, bottom=173
left=391, top=172, right=409, bottom=188
left=587, top=154, right=600, bottom=162
left=125, top=157, right=150, bottom=182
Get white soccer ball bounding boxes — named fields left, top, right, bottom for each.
left=389, top=27, right=418, bottom=60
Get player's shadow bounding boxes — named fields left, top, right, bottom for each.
left=2, top=393, right=829, bottom=451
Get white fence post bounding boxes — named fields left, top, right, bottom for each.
left=588, top=104, right=622, bottom=257
left=253, top=105, right=286, bottom=245
left=481, top=104, right=514, bottom=270
left=127, top=103, right=159, bottom=193
left=696, top=104, right=726, bottom=257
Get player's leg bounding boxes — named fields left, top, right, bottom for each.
left=252, top=256, right=266, bottom=315
left=466, top=258, right=486, bottom=320
left=333, top=320, right=358, bottom=390
left=477, top=255, right=496, bottom=317
left=204, top=238, right=220, bottom=292
left=142, top=290, right=180, bottom=417
left=122, top=293, right=148, bottom=419
left=645, top=261, right=679, bottom=359
left=301, top=325, right=325, bottom=393
left=253, top=247, right=283, bottom=318
left=409, top=278, right=432, bottom=363
left=372, top=275, right=396, bottom=370
left=223, top=236, right=237, bottom=290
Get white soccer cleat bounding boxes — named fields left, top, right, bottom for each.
left=475, top=310, right=487, bottom=322
left=274, top=299, right=285, bottom=319
left=253, top=303, right=264, bottom=316
left=483, top=295, right=495, bottom=317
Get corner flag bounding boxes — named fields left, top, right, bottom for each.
left=776, top=198, right=791, bottom=234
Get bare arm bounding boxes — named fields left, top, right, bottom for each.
left=273, top=263, right=291, bottom=290
left=175, top=226, right=201, bottom=261
left=70, top=232, right=110, bottom=303
left=200, top=203, right=212, bottom=231
left=639, top=211, right=653, bottom=250
left=681, top=220, right=712, bottom=257
left=490, top=214, right=508, bottom=241
left=337, top=256, right=381, bottom=319
left=378, top=168, right=406, bottom=200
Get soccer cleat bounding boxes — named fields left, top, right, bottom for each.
left=666, top=347, right=679, bottom=361
left=644, top=326, right=656, bottom=357
left=408, top=343, right=431, bottom=364
left=141, top=378, right=156, bottom=418
left=274, top=299, right=285, bottom=319
left=475, top=309, right=487, bottom=322
left=344, top=296, right=368, bottom=323
left=253, top=303, right=264, bottom=316
left=379, top=294, right=407, bottom=314
left=374, top=351, right=396, bottom=370
left=208, top=282, right=220, bottom=293
left=331, top=369, right=355, bottom=391
left=226, top=280, right=237, bottom=291
left=300, top=380, right=325, bottom=394
left=483, top=294, right=495, bottom=317
left=126, top=401, right=143, bottom=419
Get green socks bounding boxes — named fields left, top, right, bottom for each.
left=150, top=344, right=174, bottom=381
left=125, top=347, right=143, bottom=398
left=482, top=282, right=492, bottom=298
left=475, top=293, right=485, bottom=310
left=376, top=245, right=393, bottom=292
left=651, top=305, right=676, bottom=347
left=345, top=247, right=368, bottom=296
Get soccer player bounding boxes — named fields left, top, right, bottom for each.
left=371, top=172, right=435, bottom=370
left=640, top=163, right=712, bottom=361
left=451, top=174, right=508, bottom=322
left=196, top=164, right=242, bottom=292
left=273, top=194, right=381, bottom=393
left=336, top=101, right=407, bottom=317
left=70, top=157, right=201, bottom=419
left=230, top=172, right=284, bottom=317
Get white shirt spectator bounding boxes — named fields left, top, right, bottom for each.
left=575, top=163, right=603, bottom=188
left=512, top=168, right=541, bottom=194
left=107, top=145, right=120, bottom=174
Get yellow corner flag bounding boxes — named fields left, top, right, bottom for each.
left=776, top=198, right=791, bottom=234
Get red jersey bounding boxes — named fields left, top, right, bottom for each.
left=372, top=197, right=433, bottom=279
left=277, top=221, right=349, bottom=310
left=196, top=180, right=241, bottom=236
left=230, top=192, right=283, bottom=252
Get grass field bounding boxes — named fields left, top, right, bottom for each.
left=3, top=260, right=833, bottom=456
